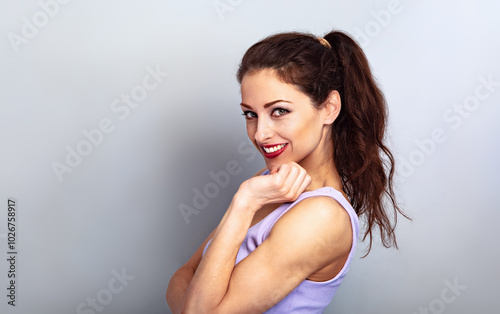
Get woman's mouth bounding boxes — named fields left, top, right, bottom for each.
left=261, top=143, right=288, bottom=158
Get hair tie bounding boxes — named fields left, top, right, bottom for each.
left=317, top=37, right=331, bottom=49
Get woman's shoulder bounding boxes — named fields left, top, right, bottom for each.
left=286, top=194, right=351, bottom=228
left=267, top=194, right=354, bottom=270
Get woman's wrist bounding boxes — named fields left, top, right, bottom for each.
left=234, top=183, right=263, bottom=213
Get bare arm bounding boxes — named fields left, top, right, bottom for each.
left=166, top=167, right=267, bottom=313
left=181, top=190, right=258, bottom=313
left=166, top=267, right=195, bottom=314
left=166, top=227, right=216, bottom=314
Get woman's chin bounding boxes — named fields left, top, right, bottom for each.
left=264, top=158, right=286, bottom=170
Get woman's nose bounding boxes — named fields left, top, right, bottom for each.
left=254, top=118, right=274, bottom=143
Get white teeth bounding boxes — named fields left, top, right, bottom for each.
left=263, top=144, right=286, bottom=153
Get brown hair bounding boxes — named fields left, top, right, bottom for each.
left=236, top=30, right=410, bottom=256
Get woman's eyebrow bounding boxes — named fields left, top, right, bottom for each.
left=240, top=99, right=292, bottom=109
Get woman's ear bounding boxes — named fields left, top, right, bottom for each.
left=323, top=90, right=341, bottom=125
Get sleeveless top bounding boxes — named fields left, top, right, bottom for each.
left=202, top=169, right=360, bottom=313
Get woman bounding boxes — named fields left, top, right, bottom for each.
left=167, top=30, right=408, bottom=313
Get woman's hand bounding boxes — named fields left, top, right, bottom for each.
left=236, top=162, right=312, bottom=212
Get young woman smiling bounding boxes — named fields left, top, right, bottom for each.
left=167, top=30, right=409, bottom=313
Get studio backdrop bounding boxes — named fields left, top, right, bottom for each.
left=1, top=0, right=499, bottom=313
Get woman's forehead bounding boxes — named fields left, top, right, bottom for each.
left=241, top=70, right=307, bottom=103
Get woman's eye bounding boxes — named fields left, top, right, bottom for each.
left=241, top=111, right=256, bottom=119
left=241, top=108, right=289, bottom=119
left=273, top=108, right=289, bottom=117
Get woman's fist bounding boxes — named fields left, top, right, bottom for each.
left=238, top=162, right=312, bottom=212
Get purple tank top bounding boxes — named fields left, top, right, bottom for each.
left=202, top=169, right=360, bottom=313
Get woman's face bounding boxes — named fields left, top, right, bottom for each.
left=240, top=68, right=334, bottom=170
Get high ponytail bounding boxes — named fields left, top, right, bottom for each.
left=324, top=31, right=410, bottom=255
left=237, top=30, right=410, bottom=256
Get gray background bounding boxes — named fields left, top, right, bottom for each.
left=1, top=0, right=499, bottom=313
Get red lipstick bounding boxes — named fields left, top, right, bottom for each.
left=261, top=143, right=288, bottom=159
